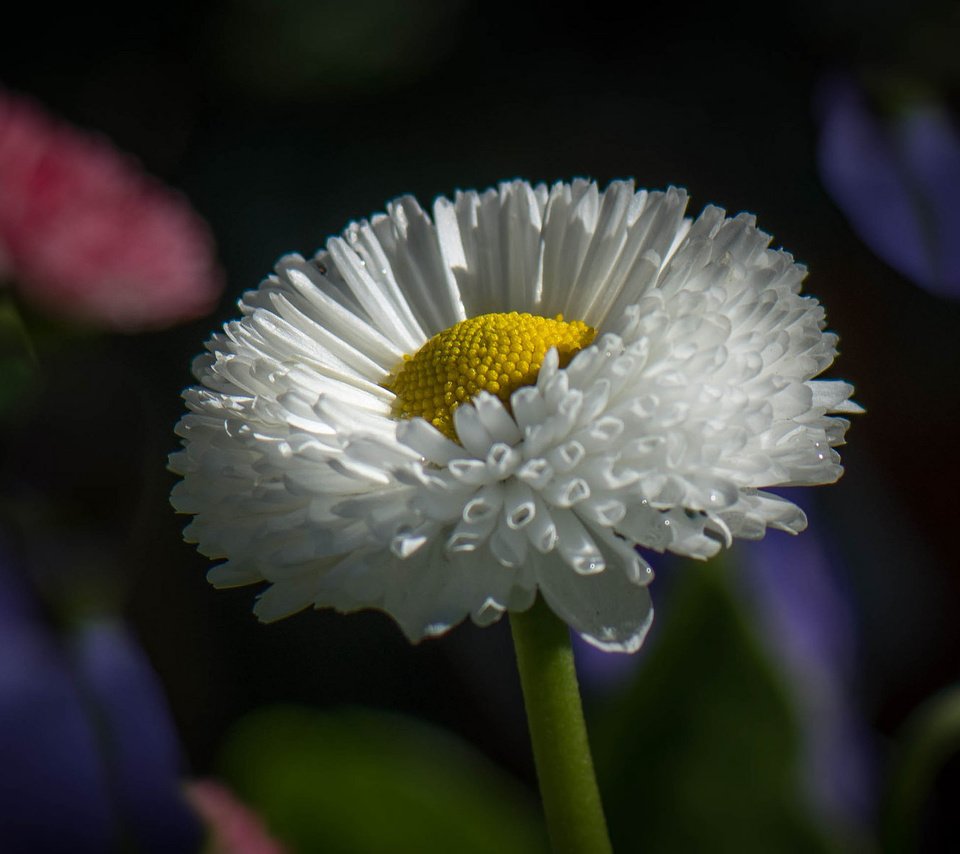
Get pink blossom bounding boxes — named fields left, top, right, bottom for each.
left=186, top=780, right=288, bottom=854
left=0, top=90, right=222, bottom=331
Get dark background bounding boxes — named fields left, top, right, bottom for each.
left=2, top=1, right=959, bottom=850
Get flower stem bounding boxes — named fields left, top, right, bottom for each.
left=510, top=595, right=613, bottom=854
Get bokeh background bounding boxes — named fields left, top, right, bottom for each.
left=2, top=1, right=959, bottom=851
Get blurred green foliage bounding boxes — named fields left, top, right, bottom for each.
left=219, top=704, right=548, bottom=853
left=882, top=684, right=960, bottom=853
left=216, top=561, right=855, bottom=853
left=0, top=295, right=39, bottom=419
left=214, top=0, right=470, bottom=101
left=593, top=561, right=836, bottom=854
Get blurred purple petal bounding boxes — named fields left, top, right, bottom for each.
left=0, top=550, right=201, bottom=853
left=817, top=75, right=960, bottom=298
left=898, top=107, right=960, bottom=290
left=572, top=631, right=643, bottom=693
left=71, top=620, right=202, bottom=854
left=735, top=500, right=875, bottom=829
left=0, top=555, right=117, bottom=852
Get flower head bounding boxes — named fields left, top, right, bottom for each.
left=170, top=180, right=859, bottom=652
left=0, top=89, right=222, bottom=331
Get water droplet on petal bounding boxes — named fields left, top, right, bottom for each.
left=572, top=554, right=605, bottom=574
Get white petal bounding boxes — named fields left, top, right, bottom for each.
left=533, top=549, right=655, bottom=653
left=254, top=573, right=317, bottom=622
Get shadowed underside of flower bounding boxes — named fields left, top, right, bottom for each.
left=170, top=179, right=859, bottom=653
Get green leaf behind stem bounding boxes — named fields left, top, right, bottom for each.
left=593, top=559, right=837, bottom=854
left=219, top=704, right=548, bottom=854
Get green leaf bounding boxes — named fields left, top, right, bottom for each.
left=218, top=705, right=548, bottom=854
left=882, top=684, right=960, bottom=853
left=0, top=294, right=40, bottom=417
left=592, top=559, right=836, bottom=854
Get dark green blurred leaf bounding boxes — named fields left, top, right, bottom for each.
left=219, top=704, right=548, bottom=854
left=882, top=684, right=960, bottom=853
left=0, top=294, right=40, bottom=417
left=215, top=0, right=470, bottom=102
left=594, top=561, right=835, bottom=854
left=0, top=353, right=37, bottom=416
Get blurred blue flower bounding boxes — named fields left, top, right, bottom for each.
left=572, top=633, right=644, bottom=693
left=0, top=549, right=201, bottom=854
left=817, top=74, right=960, bottom=299
left=735, top=499, right=875, bottom=832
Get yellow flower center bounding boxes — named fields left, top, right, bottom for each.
left=384, top=311, right=596, bottom=441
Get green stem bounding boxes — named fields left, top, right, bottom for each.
left=882, top=684, right=960, bottom=854
left=510, top=595, right=613, bottom=854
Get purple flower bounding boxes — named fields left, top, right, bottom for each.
left=817, top=74, right=960, bottom=299
left=572, top=631, right=643, bottom=693
left=734, top=499, right=875, bottom=830
left=0, top=550, right=201, bottom=853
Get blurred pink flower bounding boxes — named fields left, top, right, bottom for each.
left=186, top=780, right=288, bottom=854
left=0, top=89, right=222, bottom=331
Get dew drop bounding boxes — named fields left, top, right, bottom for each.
left=572, top=554, right=605, bottom=574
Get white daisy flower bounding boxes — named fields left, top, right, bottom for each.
left=170, top=179, right=860, bottom=653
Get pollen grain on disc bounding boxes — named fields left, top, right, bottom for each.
left=384, top=311, right=596, bottom=441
